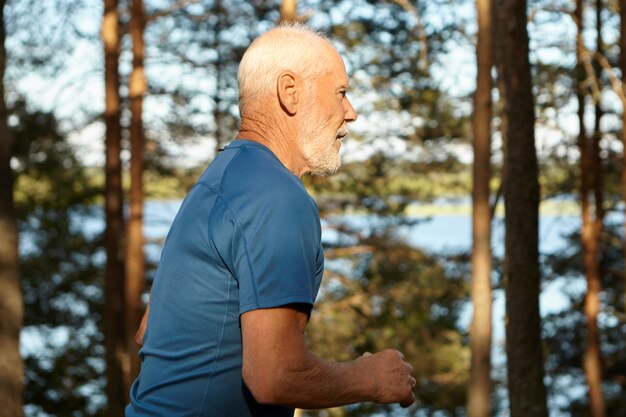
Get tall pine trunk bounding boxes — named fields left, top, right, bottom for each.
left=593, top=0, right=604, bottom=227
left=101, top=0, right=128, bottom=413
left=494, top=1, right=549, bottom=416
left=126, top=0, right=147, bottom=382
left=467, top=0, right=493, bottom=416
left=214, top=0, right=223, bottom=153
left=576, top=0, right=605, bottom=415
left=0, top=1, right=24, bottom=415
left=619, top=0, right=626, bottom=319
left=280, top=0, right=298, bottom=22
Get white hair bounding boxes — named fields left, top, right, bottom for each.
left=237, top=23, right=335, bottom=116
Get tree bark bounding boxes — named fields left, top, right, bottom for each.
left=280, top=0, right=298, bottom=22
left=126, top=0, right=147, bottom=383
left=619, top=0, right=626, bottom=319
left=593, top=0, right=604, bottom=227
left=578, top=0, right=605, bottom=413
left=101, top=0, right=128, bottom=413
left=467, top=0, right=493, bottom=416
left=0, top=1, right=25, bottom=415
left=493, top=1, right=549, bottom=416
left=214, top=0, right=224, bottom=152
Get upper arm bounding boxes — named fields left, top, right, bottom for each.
left=211, top=174, right=324, bottom=315
left=241, top=304, right=312, bottom=403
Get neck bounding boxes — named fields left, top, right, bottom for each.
left=238, top=113, right=307, bottom=178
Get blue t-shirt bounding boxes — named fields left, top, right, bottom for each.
left=126, top=140, right=325, bottom=417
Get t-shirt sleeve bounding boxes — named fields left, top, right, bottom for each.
left=210, top=187, right=322, bottom=316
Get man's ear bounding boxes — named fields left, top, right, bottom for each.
left=277, top=71, right=298, bottom=115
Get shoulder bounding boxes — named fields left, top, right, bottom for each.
left=220, top=141, right=318, bottom=216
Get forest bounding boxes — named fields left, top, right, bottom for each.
left=0, top=0, right=625, bottom=416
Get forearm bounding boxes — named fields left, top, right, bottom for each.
left=241, top=307, right=414, bottom=409
left=249, top=350, right=377, bottom=408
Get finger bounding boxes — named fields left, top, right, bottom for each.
left=399, top=392, right=416, bottom=408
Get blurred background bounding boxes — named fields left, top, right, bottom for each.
left=1, top=0, right=625, bottom=416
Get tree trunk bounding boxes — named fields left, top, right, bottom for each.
left=214, top=0, right=223, bottom=153
left=593, top=0, right=604, bottom=227
left=467, top=0, right=493, bottom=416
left=101, top=0, right=128, bottom=414
left=280, top=0, right=298, bottom=22
left=619, top=0, right=626, bottom=318
left=493, top=1, right=549, bottom=416
left=126, top=0, right=147, bottom=383
left=0, top=1, right=25, bottom=415
left=578, top=0, right=605, bottom=413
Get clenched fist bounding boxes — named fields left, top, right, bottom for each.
left=356, top=349, right=416, bottom=408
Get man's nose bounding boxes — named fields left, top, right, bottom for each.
left=344, top=98, right=357, bottom=122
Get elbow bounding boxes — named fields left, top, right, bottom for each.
left=245, top=382, right=281, bottom=405
left=242, top=364, right=290, bottom=405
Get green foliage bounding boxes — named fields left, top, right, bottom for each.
left=307, top=231, right=469, bottom=417
left=304, top=152, right=470, bottom=217
left=542, top=221, right=626, bottom=416
left=10, top=100, right=101, bottom=207
left=11, top=99, right=105, bottom=417
left=302, top=148, right=470, bottom=416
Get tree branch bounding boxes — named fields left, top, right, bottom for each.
left=387, top=0, right=429, bottom=73
left=147, top=0, right=201, bottom=22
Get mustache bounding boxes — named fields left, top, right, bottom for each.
left=336, top=126, right=349, bottom=138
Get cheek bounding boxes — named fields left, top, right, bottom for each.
left=336, top=99, right=347, bottom=120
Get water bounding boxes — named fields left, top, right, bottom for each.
left=64, top=201, right=584, bottom=348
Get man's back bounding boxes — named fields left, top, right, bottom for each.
left=126, top=140, right=324, bottom=417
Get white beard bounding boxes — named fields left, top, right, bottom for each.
left=301, top=132, right=342, bottom=176
left=307, top=144, right=341, bottom=176
left=300, top=116, right=347, bottom=176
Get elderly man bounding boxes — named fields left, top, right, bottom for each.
left=126, top=23, right=416, bottom=417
